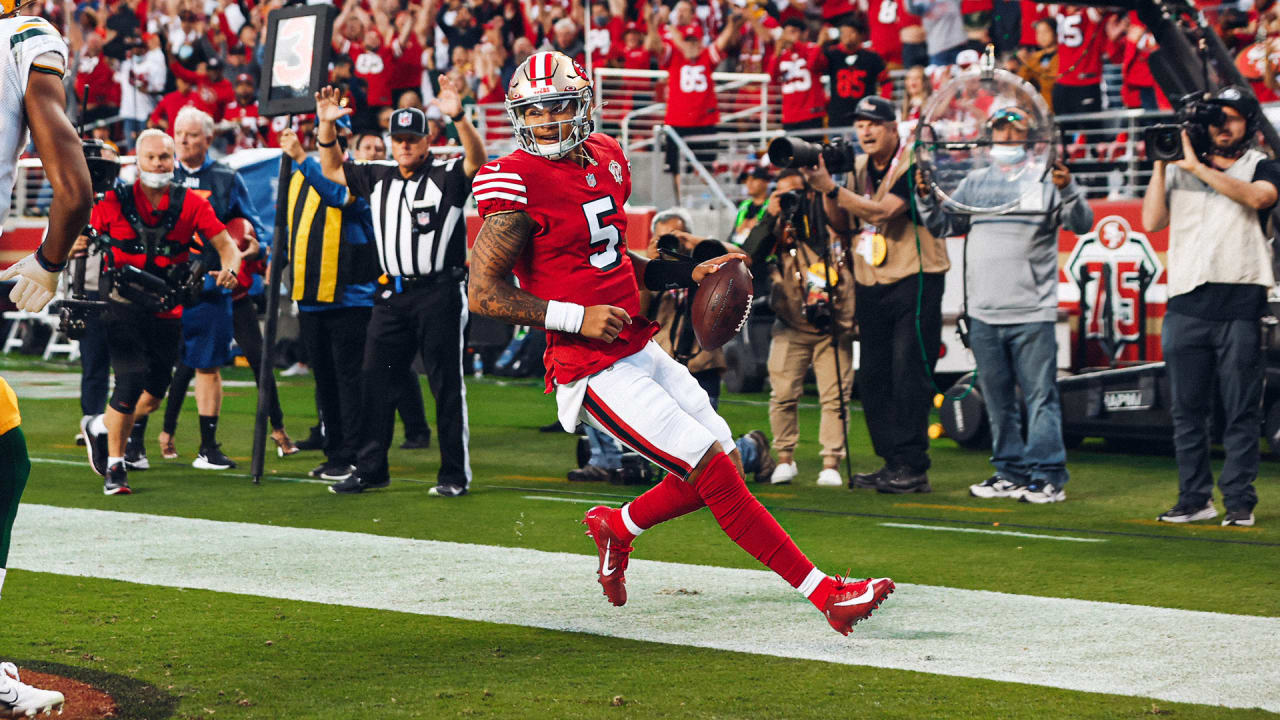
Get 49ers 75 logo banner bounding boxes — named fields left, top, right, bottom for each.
left=1061, top=210, right=1167, bottom=362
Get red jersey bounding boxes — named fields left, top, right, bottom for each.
left=866, top=0, right=914, bottom=66
left=619, top=45, right=653, bottom=70
left=1055, top=7, right=1105, bottom=86
left=167, top=62, right=234, bottom=120
left=1019, top=2, right=1050, bottom=46
left=91, top=183, right=226, bottom=319
left=341, top=40, right=396, bottom=107
left=473, top=133, right=658, bottom=389
left=224, top=99, right=272, bottom=149
left=772, top=42, right=828, bottom=124
left=149, top=88, right=220, bottom=131
left=663, top=44, right=722, bottom=127
left=75, top=53, right=120, bottom=107
left=389, top=35, right=425, bottom=93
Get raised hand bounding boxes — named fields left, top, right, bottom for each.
left=432, top=74, right=463, bottom=119
left=314, top=85, right=353, bottom=124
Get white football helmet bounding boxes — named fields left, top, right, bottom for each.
left=506, top=51, right=594, bottom=160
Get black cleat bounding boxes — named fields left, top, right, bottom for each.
left=103, top=462, right=131, bottom=495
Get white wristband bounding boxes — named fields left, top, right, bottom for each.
left=545, top=300, right=585, bottom=334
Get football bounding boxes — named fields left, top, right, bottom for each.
left=691, top=258, right=753, bottom=351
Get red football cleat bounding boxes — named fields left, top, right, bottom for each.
left=582, top=505, right=632, bottom=607
left=823, top=576, right=895, bottom=636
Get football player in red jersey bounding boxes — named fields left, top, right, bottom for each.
left=468, top=51, right=895, bottom=635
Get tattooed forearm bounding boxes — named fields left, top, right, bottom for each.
left=468, top=211, right=550, bottom=326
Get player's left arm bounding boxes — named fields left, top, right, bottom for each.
left=0, top=65, right=94, bottom=312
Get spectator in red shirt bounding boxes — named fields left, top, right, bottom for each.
left=647, top=8, right=742, bottom=178
left=75, top=34, right=121, bottom=125
left=222, top=73, right=273, bottom=150
left=168, top=56, right=234, bottom=121
left=772, top=18, right=828, bottom=132
left=150, top=75, right=220, bottom=132
left=587, top=0, right=624, bottom=69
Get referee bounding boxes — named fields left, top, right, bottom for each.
left=314, top=78, right=485, bottom=497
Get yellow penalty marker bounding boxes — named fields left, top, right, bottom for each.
left=896, top=502, right=1013, bottom=514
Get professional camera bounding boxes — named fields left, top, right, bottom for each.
left=1142, top=95, right=1230, bottom=162
left=777, top=189, right=804, bottom=220
left=767, top=136, right=857, bottom=174
left=803, top=298, right=833, bottom=333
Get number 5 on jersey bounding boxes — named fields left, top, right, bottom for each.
left=583, top=197, right=622, bottom=270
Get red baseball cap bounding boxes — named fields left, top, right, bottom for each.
left=235, top=72, right=254, bottom=86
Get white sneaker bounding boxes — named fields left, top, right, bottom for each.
left=770, top=461, right=797, bottom=485
left=816, top=468, right=843, bottom=486
left=1019, top=482, right=1066, bottom=504
left=0, top=661, right=64, bottom=716
left=281, top=362, right=310, bottom=377
left=969, top=475, right=1025, bottom=499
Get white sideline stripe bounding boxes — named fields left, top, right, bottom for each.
left=880, top=522, right=1107, bottom=543
left=28, top=457, right=333, bottom=486
left=10, top=505, right=1279, bottom=712
left=524, top=495, right=620, bottom=504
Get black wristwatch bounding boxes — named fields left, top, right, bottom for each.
left=825, top=186, right=840, bottom=200
left=450, top=109, right=465, bottom=123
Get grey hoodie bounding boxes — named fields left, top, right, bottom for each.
left=918, top=167, right=1093, bottom=325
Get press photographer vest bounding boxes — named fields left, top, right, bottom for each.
left=108, top=183, right=192, bottom=266
left=1166, top=148, right=1277, bottom=298
left=850, top=150, right=949, bottom=286
left=768, top=235, right=856, bottom=336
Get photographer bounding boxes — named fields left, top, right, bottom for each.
left=804, top=96, right=949, bottom=494
left=80, top=129, right=242, bottom=496
left=1143, top=87, right=1277, bottom=527
left=741, top=170, right=856, bottom=487
left=917, top=108, right=1093, bottom=505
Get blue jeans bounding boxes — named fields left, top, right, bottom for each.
left=736, top=434, right=758, bottom=474
left=585, top=426, right=622, bottom=470
left=969, top=318, right=1068, bottom=487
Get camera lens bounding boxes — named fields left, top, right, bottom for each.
left=1153, top=130, right=1180, bottom=157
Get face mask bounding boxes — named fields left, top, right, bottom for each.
left=990, top=144, right=1025, bottom=165
left=139, top=170, right=173, bottom=189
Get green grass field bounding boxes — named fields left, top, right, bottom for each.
left=1, top=355, right=1276, bottom=719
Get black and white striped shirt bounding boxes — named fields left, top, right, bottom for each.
left=343, top=156, right=470, bottom=278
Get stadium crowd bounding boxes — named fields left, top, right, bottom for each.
left=44, top=0, right=1269, bottom=157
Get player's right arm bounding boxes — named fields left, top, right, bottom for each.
left=0, top=52, right=93, bottom=313
left=26, top=69, right=92, bottom=266
left=468, top=211, right=631, bottom=342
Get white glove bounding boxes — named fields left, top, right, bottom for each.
left=0, top=251, right=61, bottom=312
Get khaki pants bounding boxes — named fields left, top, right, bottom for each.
left=767, top=323, right=854, bottom=462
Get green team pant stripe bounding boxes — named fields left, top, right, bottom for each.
left=0, top=427, right=30, bottom=568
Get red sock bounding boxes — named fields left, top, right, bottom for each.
left=620, top=473, right=705, bottom=542
left=692, top=452, right=817, bottom=593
